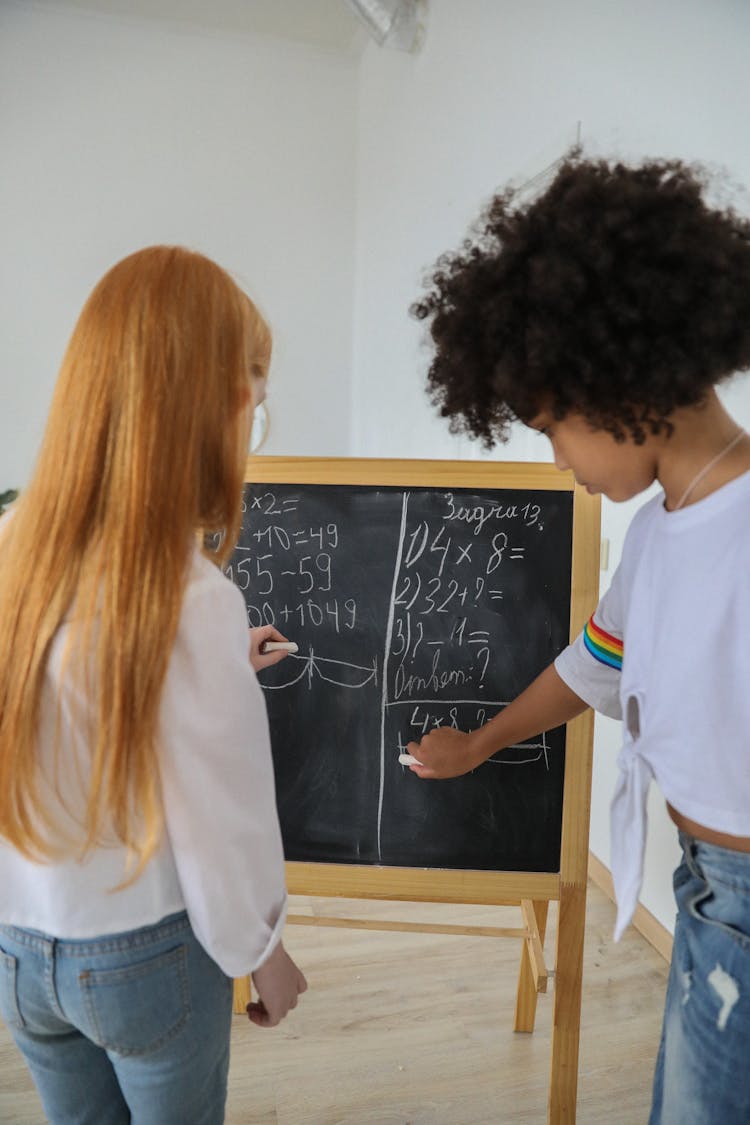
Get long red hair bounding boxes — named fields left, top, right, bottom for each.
left=0, top=246, right=269, bottom=877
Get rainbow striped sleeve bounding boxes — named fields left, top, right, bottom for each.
left=582, top=615, right=623, bottom=671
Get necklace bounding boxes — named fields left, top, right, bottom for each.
left=672, top=428, right=746, bottom=511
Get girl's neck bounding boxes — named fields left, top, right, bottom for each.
left=657, top=393, right=750, bottom=511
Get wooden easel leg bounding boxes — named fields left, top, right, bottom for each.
left=548, top=882, right=586, bottom=1124
left=233, top=975, right=252, bottom=1015
left=514, top=899, right=549, bottom=1032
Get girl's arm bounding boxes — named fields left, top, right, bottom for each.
left=405, top=662, right=588, bottom=780
left=160, top=575, right=294, bottom=979
left=248, top=940, right=308, bottom=1028
left=408, top=556, right=630, bottom=781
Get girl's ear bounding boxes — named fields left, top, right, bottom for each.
left=252, top=374, right=268, bottom=409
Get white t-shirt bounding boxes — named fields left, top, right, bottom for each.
left=555, top=469, right=750, bottom=939
left=0, top=546, right=287, bottom=977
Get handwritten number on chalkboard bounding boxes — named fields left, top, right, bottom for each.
left=487, top=533, right=507, bottom=574
left=430, top=526, right=451, bottom=578
left=325, top=601, right=340, bottom=632
left=404, top=522, right=453, bottom=580
left=404, top=522, right=429, bottom=569
left=436, top=579, right=462, bottom=613
left=394, top=573, right=423, bottom=611
left=422, top=577, right=440, bottom=614
left=305, top=602, right=322, bottom=626
left=316, top=554, right=332, bottom=592
left=235, top=559, right=253, bottom=590
left=411, top=706, right=429, bottom=735
left=298, top=558, right=314, bottom=593
left=251, top=491, right=277, bottom=514
left=256, top=556, right=274, bottom=594
left=393, top=614, right=426, bottom=660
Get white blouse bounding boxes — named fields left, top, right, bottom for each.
left=0, top=546, right=288, bottom=978
left=555, top=469, right=750, bottom=940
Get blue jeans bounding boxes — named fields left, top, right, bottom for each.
left=0, top=911, right=233, bottom=1125
left=649, top=833, right=750, bottom=1124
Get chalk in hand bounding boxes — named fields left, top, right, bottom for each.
left=398, top=753, right=421, bottom=766
left=260, top=641, right=299, bottom=654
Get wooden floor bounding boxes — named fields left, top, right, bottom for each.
left=0, top=880, right=668, bottom=1124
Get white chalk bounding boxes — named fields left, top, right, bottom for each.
left=260, top=641, right=299, bottom=654
left=398, top=753, right=421, bottom=766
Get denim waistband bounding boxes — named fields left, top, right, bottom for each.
left=679, top=831, right=750, bottom=887
left=0, top=910, right=190, bottom=957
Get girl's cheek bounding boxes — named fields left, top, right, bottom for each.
left=552, top=447, right=569, bottom=472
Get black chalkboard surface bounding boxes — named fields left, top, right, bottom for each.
left=224, top=467, right=574, bottom=875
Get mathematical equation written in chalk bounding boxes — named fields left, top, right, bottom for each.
left=219, top=482, right=573, bottom=872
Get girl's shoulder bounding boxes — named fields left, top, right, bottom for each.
left=621, top=492, right=664, bottom=553
left=187, top=544, right=224, bottom=584
left=180, top=545, right=247, bottom=633
left=626, top=468, right=750, bottom=547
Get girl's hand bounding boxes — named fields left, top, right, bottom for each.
left=249, top=626, right=294, bottom=672
left=405, top=727, right=485, bottom=779
left=248, top=941, right=308, bottom=1028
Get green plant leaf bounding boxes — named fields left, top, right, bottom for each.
left=0, top=489, right=19, bottom=514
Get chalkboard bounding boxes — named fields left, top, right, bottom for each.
left=223, top=463, right=577, bottom=874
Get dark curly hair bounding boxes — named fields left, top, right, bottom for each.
left=411, top=154, right=750, bottom=445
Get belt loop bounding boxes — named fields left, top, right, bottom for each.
left=681, top=832, right=701, bottom=876
left=680, top=829, right=691, bottom=858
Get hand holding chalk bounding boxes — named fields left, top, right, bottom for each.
left=399, top=753, right=421, bottom=766
left=399, top=728, right=481, bottom=780
left=249, top=628, right=297, bottom=672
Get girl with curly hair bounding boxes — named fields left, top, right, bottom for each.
left=408, top=155, right=750, bottom=1124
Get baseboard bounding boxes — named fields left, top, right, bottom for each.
left=588, top=851, right=673, bottom=962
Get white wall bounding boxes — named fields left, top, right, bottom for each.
left=352, top=0, right=750, bottom=933
left=0, top=0, right=358, bottom=487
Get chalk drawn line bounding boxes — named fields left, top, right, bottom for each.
left=261, top=649, right=378, bottom=691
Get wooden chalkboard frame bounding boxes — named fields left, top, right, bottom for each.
left=233, top=457, right=600, bottom=1124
